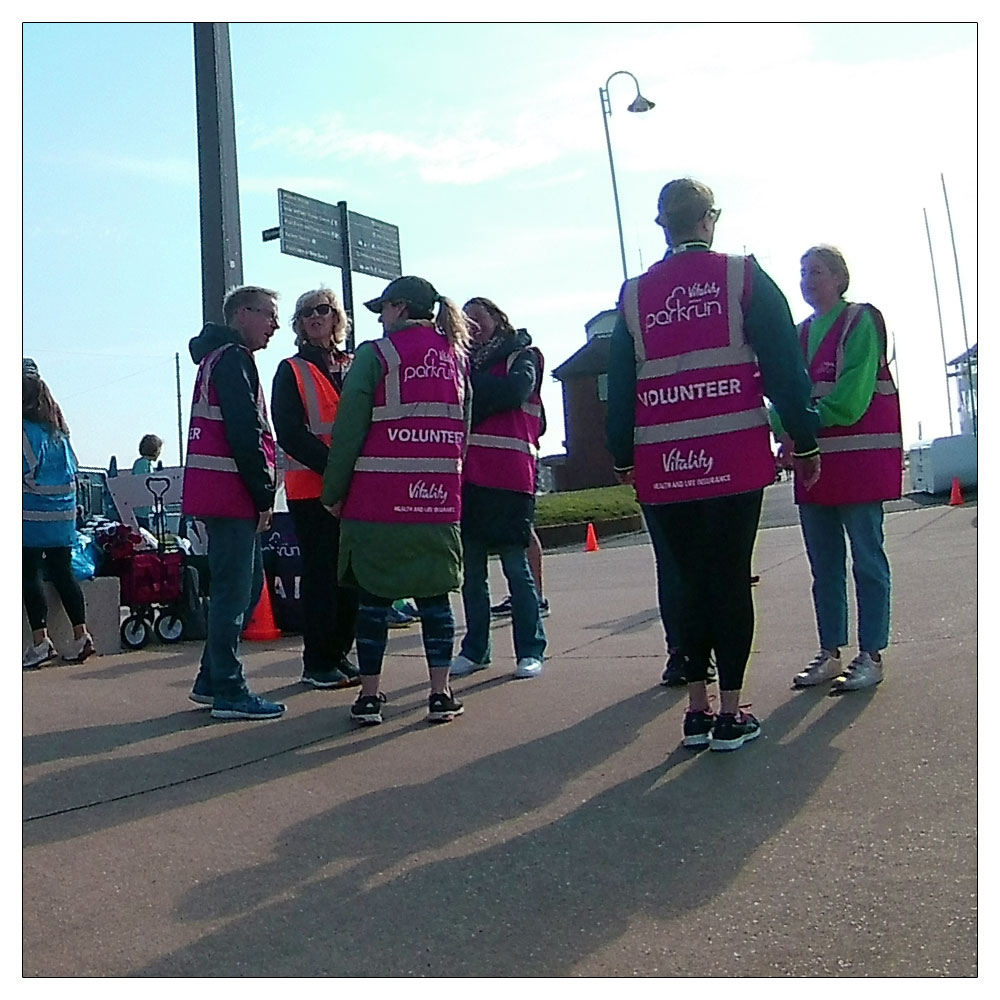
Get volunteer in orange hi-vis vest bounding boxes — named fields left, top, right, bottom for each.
left=776, top=246, right=903, bottom=695
left=607, top=178, right=822, bottom=753
left=271, top=287, right=360, bottom=692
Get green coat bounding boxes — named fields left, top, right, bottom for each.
left=321, top=323, right=472, bottom=599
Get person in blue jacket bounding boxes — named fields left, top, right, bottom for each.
left=22, top=360, right=95, bottom=668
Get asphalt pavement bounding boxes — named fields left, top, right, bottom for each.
left=22, top=499, right=978, bottom=977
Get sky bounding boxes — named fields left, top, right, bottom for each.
left=20, top=19, right=980, bottom=473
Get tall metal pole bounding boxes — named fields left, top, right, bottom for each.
left=940, top=173, right=976, bottom=436
left=194, top=23, right=244, bottom=325
left=175, top=352, right=184, bottom=465
left=923, top=207, right=955, bottom=436
left=337, top=200, right=356, bottom=352
left=600, top=87, right=628, bottom=283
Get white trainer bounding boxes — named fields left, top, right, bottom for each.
left=61, top=632, right=96, bottom=664
left=449, top=655, right=489, bottom=678
left=23, top=637, right=58, bottom=670
left=831, top=652, right=884, bottom=692
left=514, top=657, right=543, bottom=679
left=792, top=649, right=842, bottom=688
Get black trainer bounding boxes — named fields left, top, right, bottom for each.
left=681, top=709, right=715, bottom=748
left=336, top=657, right=362, bottom=686
left=350, top=692, right=387, bottom=725
left=660, top=651, right=688, bottom=686
left=427, top=689, right=464, bottom=723
left=302, top=666, right=354, bottom=689
left=709, top=710, right=761, bottom=751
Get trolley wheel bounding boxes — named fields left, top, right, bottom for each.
left=154, top=612, right=185, bottom=644
left=120, top=615, right=152, bottom=650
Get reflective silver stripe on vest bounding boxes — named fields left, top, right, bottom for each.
left=522, top=402, right=543, bottom=418
left=377, top=336, right=404, bottom=412
left=23, top=481, right=74, bottom=495
left=186, top=453, right=239, bottom=473
left=834, top=304, right=864, bottom=375
left=354, top=456, right=461, bottom=474
left=631, top=256, right=754, bottom=380
left=371, top=401, right=465, bottom=422
left=288, top=357, right=330, bottom=436
left=813, top=379, right=897, bottom=400
left=467, top=433, right=538, bottom=456
left=634, top=407, right=768, bottom=445
left=191, top=345, right=232, bottom=420
left=23, top=508, right=76, bottom=522
left=819, top=432, right=903, bottom=453
left=622, top=278, right=644, bottom=363
left=22, top=430, right=75, bottom=493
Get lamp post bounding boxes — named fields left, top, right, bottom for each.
left=599, top=70, right=655, bottom=282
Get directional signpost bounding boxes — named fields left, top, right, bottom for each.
left=265, top=189, right=402, bottom=349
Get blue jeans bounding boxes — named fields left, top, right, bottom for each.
left=798, top=501, right=891, bottom=653
left=460, top=537, right=546, bottom=664
left=641, top=504, right=682, bottom=651
left=192, top=517, right=264, bottom=700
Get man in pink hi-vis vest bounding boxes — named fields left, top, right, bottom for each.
left=607, top=178, right=822, bottom=753
left=182, top=285, right=284, bottom=722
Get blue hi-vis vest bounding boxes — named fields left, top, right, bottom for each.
left=23, top=419, right=78, bottom=548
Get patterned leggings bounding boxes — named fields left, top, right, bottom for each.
left=356, top=591, right=454, bottom=676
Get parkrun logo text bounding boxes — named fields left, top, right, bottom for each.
left=662, top=448, right=714, bottom=475
left=645, top=283, right=723, bottom=331
left=403, top=348, right=455, bottom=382
left=638, top=378, right=741, bottom=407
left=408, top=480, right=448, bottom=501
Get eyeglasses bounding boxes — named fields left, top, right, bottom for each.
left=244, top=305, right=279, bottom=323
left=705, top=208, right=722, bottom=222
left=298, top=303, right=333, bottom=319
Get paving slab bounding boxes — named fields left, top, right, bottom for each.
left=22, top=504, right=978, bottom=977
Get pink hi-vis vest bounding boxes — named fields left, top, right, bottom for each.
left=464, top=348, right=544, bottom=495
left=794, top=303, right=902, bottom=506
left=341, top=324, right=466, bottom=524
left=620, top=250, right=775, bottom=504
left=182, top=343, right=276, bottom=519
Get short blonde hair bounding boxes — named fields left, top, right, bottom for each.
left=802, top=245, right=850, bottom=297
left=291, top=286, right=351, bottom=349
left=656, top=178, right=715, bottom=243
left=222, top=285, right=278, bottom=326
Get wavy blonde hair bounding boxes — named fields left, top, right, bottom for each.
left=291, top=287, right=351, bottom=349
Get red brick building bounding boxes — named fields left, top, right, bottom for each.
left=548, top=309, right=619, bottom=492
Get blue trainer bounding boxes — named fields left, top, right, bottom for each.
left=211, top=692, right=286, bottom=720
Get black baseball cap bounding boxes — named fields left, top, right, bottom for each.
left=364, top=275, right=439, bottom=314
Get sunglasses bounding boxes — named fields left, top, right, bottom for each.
left=298, top=303, right=333, bottom=319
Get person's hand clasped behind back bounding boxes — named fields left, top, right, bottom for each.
left=794, top=453, right=821, bottom=491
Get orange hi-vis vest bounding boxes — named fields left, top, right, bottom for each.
left=284, top=357, right=341, bottom=500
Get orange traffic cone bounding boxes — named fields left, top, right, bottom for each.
left=585, top=522, right=600, bottom=552
left=243, top=581, right=282, bottom=640
left=949, top=477, right=964, bottom=506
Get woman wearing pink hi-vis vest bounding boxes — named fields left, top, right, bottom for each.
left=775, top=246, right=903, bottom=694
left=607, top=178, right=822, bottom=752
left=321, top=276, right=472, bottom=726
left=449, top=296, right=547, bottom=681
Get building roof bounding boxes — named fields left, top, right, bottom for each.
left=551, top=334, right=613, bottom=381
left=947, top=343, right=977, bottom=368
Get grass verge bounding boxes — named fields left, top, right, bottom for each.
left=535, top=485, right=640, bottom=527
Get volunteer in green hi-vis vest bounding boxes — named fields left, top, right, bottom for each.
left=774, top=245, right=903, bottom=694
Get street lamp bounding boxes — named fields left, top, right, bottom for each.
left=599, top=70, right=655, bottom=282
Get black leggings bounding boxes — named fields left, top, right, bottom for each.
left=644, top=490, right=763, bottom=691
left=22, top=547, right=86, bottom=632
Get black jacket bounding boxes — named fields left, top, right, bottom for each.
left=470, top=328, right=546, bottom=434
left=271, top=343, right=351, bottom=476
left=188, top=323, right=275, bottom=513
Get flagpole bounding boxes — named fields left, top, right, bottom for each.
left=923, top=207, right=955, bottom=436
left=941, top=173, right=976, bottom=436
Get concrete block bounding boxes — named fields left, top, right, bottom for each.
left=22, top=576, right=121, bottom=655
